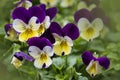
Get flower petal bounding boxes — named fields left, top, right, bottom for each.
left=62, top=23, right=80, bottom=40
left=12, top=7, right=30, bottom=24
left=82, top=51, right=95, bottom=65
left=28, top=46, right=41, bottom=59
left=28, top=16, right=40, bottom=30
left=46, top=7, right=58, bottom=20
left=27, top=37, right=52, bottom=50
left=13, top=19, right=27, bottom=33
left=24, top=0, right=32, bottom=9
left=50, top=22, right=63, bottom=36
left=43, top=46, right=54, bottom=57
left=97, top=57, right=110, bottom=69
left=43, top=16, right=51, bottom=29
left=28, top=6, right=45, bottom=23
left=34, top=54, right=52, bottom=68
left=5, top=24, right=12, bottom=35
left=39, top=4, right=46, bottom=11
left=74, top=9, right=91, bottom=22
left=19, top=29, right=38, bottom=42
left=64, top=36, right=73, bottom=46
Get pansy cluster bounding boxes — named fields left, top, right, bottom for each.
left=4, top=0, right=110, bottom=78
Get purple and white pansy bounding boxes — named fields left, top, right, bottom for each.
left=27, top=37, right=54, bottom=69
left=82, top=51, right=110, bottom=77
left=49, top=22, right=80, bottom=56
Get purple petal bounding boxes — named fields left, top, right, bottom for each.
left=39, top=4, right=46, bottom=11
left=46, top=7, right=58, bottom=20
left=97, top=57, right=110, bottom=69
left=62, top=23, right=80, bottom=40
left=40, top=29, right=55, bottom=44
left=12, top=7, right=30, bottom=24
left=29, top=6, right=46, bottom=23
left=74, top=9, right=92, bottom=22
left=50, top=22, right=63, bottom=36
left=27, top=37, right=52, bottom=50
left=82, top=51, right=95, bottom=65
left=14, top=52, right=34, bottom=61
left=4, top=24, right=12, bottom=34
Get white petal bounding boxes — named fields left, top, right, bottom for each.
left=92, top=18, right=104, bottom=31
left=25, top=0, right=32, bottom=9
left=53, top=33, right=63, bottom=41
left=28, top=16, right=40, bottom=30
left=64, top=36, right=73, bottom=46
left=77, top=1, right=87, bottom=10
left=34, top=55, right=52, bottom=69
left=43, top=46, right=54, bottom=57
left=28, top=46, right=41, bottom=58
left=13, top=19, right=27, bottom=32
left=78, top=18, right=90, bottom=31
left=43, top=16, right=50, bottom=29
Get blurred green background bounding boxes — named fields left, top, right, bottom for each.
left=0, top=0, right=120, bottom=80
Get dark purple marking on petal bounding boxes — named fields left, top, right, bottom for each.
left=97, top=57, right=110, bottom=69
left=28, top=6, right=46, bottom=23
left=82, top=51, right=95, bottom=65
left=62, top=52, right=65, bottom=56
left=39, top=4, right=46, bottom=11
left=27, top=37, right=52, bottom=50
left=74, top=9, right=92, bottom=22
left=12, top=7, right=30, bottom=24
left=42, top=63, right=46, bottom=68
left=62, top=23, right=80, bottom=40
left=4, top=24, right=12, bottom=35
left=46, top=7, right=58, bottom=20
left=40, top=28, right=55, bottom=44
left=14, top=52, right=34, bottom=61
left=50, top=22, right=63, bottom=36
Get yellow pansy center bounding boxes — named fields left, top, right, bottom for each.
left=40, top=53, right=47, bottom=61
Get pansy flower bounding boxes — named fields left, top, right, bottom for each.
left=27, top=37, right=54, bottom=69
left=15, top=0, right=32, bottom=9
left=4, top=24, right=18, bottom=41
left=11, top=52, right=34, bottom=68
left=77, top=18, right=103, bottom=41
left=50, top=22, right=79, bottom=56
left=82, top=51, right=110, bottom=77
left=40, top=0, right=59, bottom=6
left=12, top=6, right=46, bottom=42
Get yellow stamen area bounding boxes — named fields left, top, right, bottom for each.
left=81, top=27, right=95, bottom=41
left=53, top=40, right=71, bottom=56
left=37, top=24, right=45, bottom=36
left=19, top=29, right=38, bottom=42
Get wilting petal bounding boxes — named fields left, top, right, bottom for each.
left=86, top=60, right=101, bottom=77
left=19, top=29, right=38, bottom=41
left=12, top=7, right=30, bottom=24
left=46, top=7, right=58, bottom=20
left=13, top=19, right=27, bottom=33
left=92, top=18, right=104, bottom=31
left=29, top=6, right=45, bottom=23
left=74, top=9, right=91, bottom=22
left=82, top=51, right=95, bottom=65
left=78, top=18, right=90, bottom=31
left=62, top=23, right=80, bottom=40
left=28, top=37, right=52, bottom=50
left=50, top=22, right=63, bottom=36
left=28, top=16, right=40, bottom=30
left=43, top=46, right=54, bottom=57
left=28, top=46, right=41, bottom=59
left=97, top=57, right=110, bottom=69
left=34, top=54, right=52, bottom=68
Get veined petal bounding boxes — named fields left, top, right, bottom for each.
left=13, top=19, right=27, bottom=33
left=78, top=18, right=90, bottom=31
left=29, top=6, right=45, bottom=23
left=97, top=57, right=110, bottom=69
left=46, top=7, right=58, bottom=20
left=86, top=60, right=101, bottom=77
left=62, top=23, right=80, bottom=40
left=34, top=53, right=52, bottom=68
left=28, top=16, right=40, bottom=30
left=43, top=46, right=54, bottom=57
left=82, top=51, right=95, bottom=65
left=19, top=29, right=39, bottom=42
left=92, top=18, right=104, bottom=31
left=28, top=46, right=41, bottom=59
left=64, top=36, right=73, bottom=46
